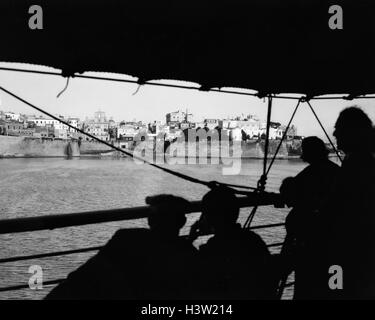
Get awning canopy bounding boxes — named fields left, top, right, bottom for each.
left=1, top=0, right=375, bottom=97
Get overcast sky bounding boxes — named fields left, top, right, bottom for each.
left=1, top=62, right=375, bottom=141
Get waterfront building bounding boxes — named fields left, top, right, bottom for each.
left=179, top=122, right=191, bottom=131
left=28, top=115, right=49, bottom=126
left=0, top=121, right=35, bottom=137
left=54, top=128, right=68, bottom=139
left=219, top=118, right=261, bottom=139
left=28, top=116, right=60, bottom=127
left=118, top=136, right=135, bottom=149
left=167, top=121, right=180, bottom=129
left=118, top=124, right=137, bottom=139
left=166, top=128, right=182, bottom=141
left=203, top=119, right=219, bottom=130
left=33, top=126, right=54, bottom=138
left=54, top=122, right=69, bottom=132
left=229, top=127, right=242, bottom=141
left=166, top=110, right=193, bottom=125
left=4, top=112, right=21, bottom=122
left=259, top=121, right=281, bottom=140
left=67, top=118, right=80, bottom=132
left=148, top=121, right=171, bottom=135
left=84, top=111, right=110, bottom=141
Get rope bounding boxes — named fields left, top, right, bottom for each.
left=306, top=101, right=343, bottom=163
left=56, top=77, right=70, bottom=98
left=0, top=86, right=256, bottom=193
left=2, top=66, right=375, bottom=101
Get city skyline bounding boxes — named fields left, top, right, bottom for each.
left=1, top=63, right=375, bottom=142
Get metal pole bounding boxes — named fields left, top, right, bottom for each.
left=0, top=194, right=282, bottom=235
left=243, top=95, right=273, bottom=229
left=260, top=95, right=273, bottom=189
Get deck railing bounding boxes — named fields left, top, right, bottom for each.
left=0, top=193, right=294, bottom=295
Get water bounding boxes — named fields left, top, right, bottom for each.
left=0, top=157, right=309, bottom=300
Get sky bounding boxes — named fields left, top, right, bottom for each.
left=1, top=62, right=375, bottom=142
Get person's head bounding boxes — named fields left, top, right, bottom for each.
left=145, top=194, right=189, bottom=237
left=300, top=136, right=329, bottom=164
left=333, top=106, right=373, bottom=153
left=201, top=186, right=239, bottom=232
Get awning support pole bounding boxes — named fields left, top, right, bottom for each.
left=244, top=95, right=273, bottom=229
left=259, top=94, right=273, bottom=190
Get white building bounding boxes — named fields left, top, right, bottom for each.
left=118, top=124, right=137, bottom=139
left=67, top=118, right=80, bottom=133
left=203, top=119, right=219, bottom=130
left=220, top=119, right=261, bottom=139
left=260, top=121, right=282, bottom=139
left=230, top=127, right=242, bottom=141
left=28, top=116, right=59, bottom=127
left=85, top=111, right=110, bottom=141
left=5, top=112, right=21, bottom=121
left=166, top=110, right=193, bottom=125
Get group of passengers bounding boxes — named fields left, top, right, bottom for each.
left=46, top=106, right=375, bottom=300
left=46, top=187, right=276, bottom=300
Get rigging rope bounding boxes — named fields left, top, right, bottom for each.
left=0, top=86, right=257, bottom=193
left=2, top=66, right=375, bottom=101
left=306, top=101, right=343, bottom=163
left=266, top=98, right=302, bottom=176
left=56, top=77, right=70, bottom=98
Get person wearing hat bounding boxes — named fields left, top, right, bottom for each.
left=279, top=136, right=340, bottom=299
left=46, top=194, right=198, bottom=300
left=190, top=186, right=276, bottom=299
left=314, top=107, right=375, bottom=299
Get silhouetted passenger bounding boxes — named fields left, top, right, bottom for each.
left=46, top=195, right=198, bottom=300
left=281, top=137, right=340, bottom=242
left=190, top=186, right=276, bottom=299
left=311, top=107, right=375, bottom=299
left=279, top=136, right=340, bottom=299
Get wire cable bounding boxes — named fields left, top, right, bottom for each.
left=2, top=66, right=375, bottom=101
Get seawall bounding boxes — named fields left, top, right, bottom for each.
left=0, top=136, right=80, bottom=158
left=79, top=141, right=114, bottom=155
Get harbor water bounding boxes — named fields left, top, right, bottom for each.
left=0, top=157, right=316, bottom=300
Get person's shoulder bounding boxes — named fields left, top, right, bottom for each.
left=294, top=164, right=313, bottom=180
left=240, top=230, right=270, bottom=253
left=326, top=159, right=341, bottom=170
left=241, top=229, right=266, bottom=244
left=198, top=236, right=220, bottom=255
left=177, top=238, right=199, bottom=255
left=103, top=228, right=150, bottom=252
left=111, top=228, right=149, bottom=240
